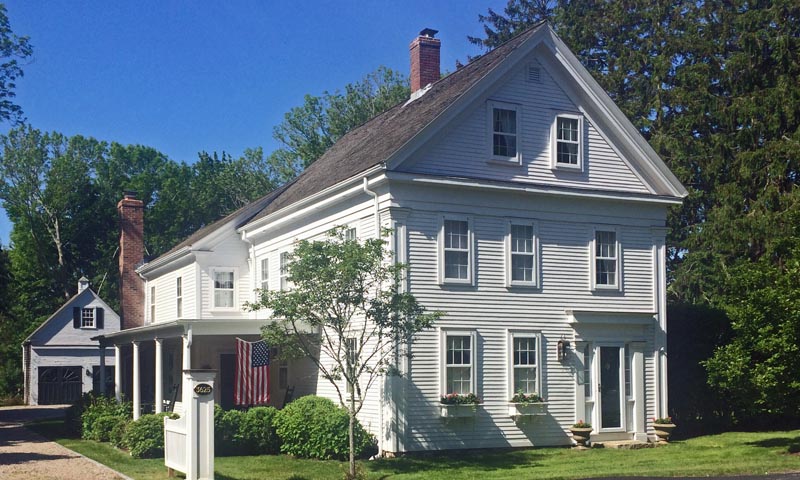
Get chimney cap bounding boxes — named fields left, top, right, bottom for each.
left=419, top=28, right=438, bottom=38
left=123, top=190, right=138, bottom=199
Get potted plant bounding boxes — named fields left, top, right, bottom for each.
left=508, top=391, right=548, bottom=417
left=440, top=393, right=480, bottom=418
left=569, top=420, right=593, bottom=447
left=653, top=417, right=676, bottom=443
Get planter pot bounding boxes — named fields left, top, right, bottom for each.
left=508, top=402, right=548, bottom=417
left=570, top=427, right=593, bottom=447
left=440, top=403, right=478, bottom=418
left=653, top=423, right=676, bottom=443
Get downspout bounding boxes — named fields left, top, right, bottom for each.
left=241, top=231, right=257, bottom=319
left=362, top=177, right=380, bottom=234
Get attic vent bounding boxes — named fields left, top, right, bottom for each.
left=527, top=66, right=541, bottom=83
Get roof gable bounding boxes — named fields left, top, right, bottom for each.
left=25, top=289, right=120, bottom=346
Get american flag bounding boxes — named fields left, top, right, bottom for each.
left=235, top=338, right=270, bottom=406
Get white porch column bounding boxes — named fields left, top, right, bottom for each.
left=154, top=338, right=163, bottom=414
left=99, top=345, right=107, bottom=396
left=132, top=341, right=141, bottom=420
left=182, top=328, right=192, bottom=370
left=114, top=345, right=122, bottom=402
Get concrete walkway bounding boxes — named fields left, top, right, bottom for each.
left=0, top=405, right=127, bottom=480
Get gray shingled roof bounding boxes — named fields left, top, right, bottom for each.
left=148, top=23, right=544, bottom=264
left=248, top=22, right=546, bottom=222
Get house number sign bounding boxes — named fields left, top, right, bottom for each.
left=194, top=383, right=213, bottom=395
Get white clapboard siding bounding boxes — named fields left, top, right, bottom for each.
left=398, top=193, right=663, bottom=450
left=402, top=57, right=650, bottom=195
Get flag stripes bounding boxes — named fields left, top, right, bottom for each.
left=235, top=338, right=270, bottom=406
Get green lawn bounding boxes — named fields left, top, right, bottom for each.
left=28, top=420, right=800, bottom=480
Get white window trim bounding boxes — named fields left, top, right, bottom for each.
left=438, top=216, right=475, bottom=285
left=506, top=220, right=539, bottom=288
left=440, top=329, right=477, bottom=396
left=260, top=258, right=269, bottom=291
left=487, top=100, right=522, bottom=165
left=176, top=277, right=183, bottom=319
left=80, top=307, right=96, bottom=329
left=210, top=267, right=238, bottom=311
left=590, top=226, right=622, bottom=291
left=551, top=113, right=584, bottom=171
left=507, top=331, right=542, bottom=399
left=344, top=226, right=357, bottom=242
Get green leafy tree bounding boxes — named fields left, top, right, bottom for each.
left=0, top=3, right=33, bottom=124
left=251, top=228, right=441, bottom=477
left=270, top=66, right=409, bottom=176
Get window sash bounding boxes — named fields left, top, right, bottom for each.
left=260, top=258, right=269, bottom=290
left=176, top=278, right=182, bottom=318
left=213, top=271, right=235, bottom=308
left=279, top=253, right=290, bottom=291
left=595, top=231, right=618, bottom=286
left=344, top=227, right=357, bottom=241
left=492, top=108, right=518, bottom=158
left=512, top=335, right=539, bottom=395
left=445, top=334, right=472, bottom=394
left=555, top=116, right=580, bottom=165
left=510, top=224, right=535, bottom=284
left=443, top=220, right=470, bottom=281
left=81, top=308, right=95, bottom=328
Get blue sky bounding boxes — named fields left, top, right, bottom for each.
left=0, top=0, right=504, bottom=246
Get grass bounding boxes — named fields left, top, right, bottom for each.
left=28, top=419, right=800, bottom=480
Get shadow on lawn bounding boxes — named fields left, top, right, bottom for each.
left=369, top=449, right=547, bottom=477
left=746, top=435, right=800, bottom=452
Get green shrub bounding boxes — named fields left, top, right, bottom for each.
left=214, top=405, right=245, bottom=456
left=90, top=414, right=127, bottom=442
left=240, top=406, right=280, bottom=454
left=80, top=394, right=131, bottom=440
left=109, top=419, right=129, bottom=449
left=273, top=395, right=374, bottom=460
left=123, top=413, right=175, bottom=458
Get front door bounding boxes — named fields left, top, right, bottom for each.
left=599, top=346, right=623, bottom=430
left=220, top=353, right=235, bottom=410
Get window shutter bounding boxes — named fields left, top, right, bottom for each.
left=96, top=308, right=104, bottom=329
left=72, top=307, right=80, bottom=328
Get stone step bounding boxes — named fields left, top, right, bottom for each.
left=593, top=440, right=653, bottom=449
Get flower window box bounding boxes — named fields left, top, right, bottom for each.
left=508, top=401, right=548, bottom=417
left=440, top=403, right=478, bottom=418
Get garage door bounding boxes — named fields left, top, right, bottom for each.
left=38, top=366, right=82, bottom=405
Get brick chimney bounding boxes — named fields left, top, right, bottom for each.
left=410, top=28, right=441, bottom=93
left=118, top=191, right=144, bottom=330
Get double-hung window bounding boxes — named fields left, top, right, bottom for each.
left=593, top=229, right=620, bottom=289
left=81, top=308, right=95, bottom=328
left=552, top=114, right=583, bottom=170
left=510, top=333, right=541, bottom=396
left=442, top=331, right=475, bottom=395
left=344, top=227, right=357, bottom=242
left=488, top=101, right=521, bottom=164
left=150, top=286, right=156, bottom=322
left=279, top=252, right=290, bottom=291
left=213, top=269, right=235, bottom=308
left=508, top=222, right=537, bottom=287
left=260, top=258, right=269, bottom=291
left=442, top=218, right=471, bottom=284
left=176, top=277, right=182, bottom=318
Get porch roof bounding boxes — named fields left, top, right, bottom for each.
left=91, top=318, right=269, bottom=345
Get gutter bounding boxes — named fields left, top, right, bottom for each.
left=240, top=164, right=386, bottom=235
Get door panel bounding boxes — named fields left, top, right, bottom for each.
left=599, top=347, right=622, bottom=429
left=38, top=366, right=82, bottom=405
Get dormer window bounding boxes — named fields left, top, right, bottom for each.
left=212, top=269, right=236, bottom=308
left=81, top=308, right=95, bottom=328
left=552, top=114, right=583, bottom=170
left=488, top=101, right=521, bottom=164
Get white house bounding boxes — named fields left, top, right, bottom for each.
left=23, top=277, right=120, bottom=405
left=97, top=23, right=686, bottom=452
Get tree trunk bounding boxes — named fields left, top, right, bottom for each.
left=349, top=392, right=356, bottom=479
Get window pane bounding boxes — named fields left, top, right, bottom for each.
left=557, top=142, right=579, bottom=164
left=444, top=220, right=468, bottom=249
left=511, top=225, right=533, bottom=253
left=512, top=255, right=534, bottom=282
left=514, top=367, right=537, bottom=394
left=446, top=367, right=472, bottom=394
left=445, top=251, right=469, bottom=279
left=214, top=271, right=234, bottom=289
left=558, top=117, right=578, bottom=141
left=493, top=108, right=516, bottom=134
left=514, top=337, right=536, bottom=366
left=215, top=290, right=234, bottom=308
